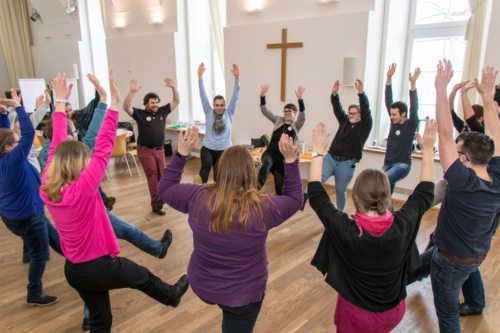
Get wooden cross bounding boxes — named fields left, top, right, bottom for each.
left=267, top=28, right=303, bottom=101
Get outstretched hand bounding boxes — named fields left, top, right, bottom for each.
left=355, top=79, right=364, bottom=93
left=88, top=74, right=107, bottom=103
left=230, top=64, right=240, bottom=79
left=198, top=63, right=206, bottom=79
left=130, top=79, right=140, bottom=93
left=416, top=119, right=437, bottom=152
left=260, top=83, right=270, bottom=96
left=279, top=134, right=299, bottom=163
left=387, top=63, right=397, bottom=78
left=178, top=126, right=200, bottom=157
left=409, top=67, right=421, bottom=82
left=475, top=66, right=498, bottom=101
left=332, top=80, right=340, bottom=95
left=435, top=59, right=453, bottom=91
left=295, top=85, right=305, bottom=99
left=312, top=122, right=331, bottom=155
left=35, top=94, right=45, bottom=109
left=51, top=73, right=72, bottom=103
left=109, top=70, right=120, bottom=110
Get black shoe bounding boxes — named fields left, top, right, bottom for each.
left=152, top=207, right=166, bottom=216
left=300, top=192, right=309, bottom=211
left=104, top=196, right=116, bottom=211
left=169, top=275, right=189, bottom=307
left=22, top=253, right=31, bottom=263
left=159, top=229, right=173, bottom=259
left=81, top=317, right=90, bottom=331
left=459, top=303, right=483, bottom=316
left=27, top=293, right=58, bottom=306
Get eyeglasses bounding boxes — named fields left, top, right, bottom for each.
left=214, top=104, right=225, bottom=107
left=348, top=112, right=360, bottom=116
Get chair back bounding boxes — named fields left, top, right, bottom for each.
left=111, top=134, right=127, bottom=157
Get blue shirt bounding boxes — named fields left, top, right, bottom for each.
left=198, top=79, right=240, bottom=151
left=435, top=157, right=500, bottom=257
left=0, top=106, right=44, bottom=219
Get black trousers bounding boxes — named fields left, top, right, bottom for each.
left=199, top=146, right=224, bottom=183
left=219, top=301, right=263, bottom=333
left=65, top=256, right=178, bottom=333
left=257, top=150, right=285, bottom=195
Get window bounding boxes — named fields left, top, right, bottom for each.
left=406, top=0, right=470, bottom=123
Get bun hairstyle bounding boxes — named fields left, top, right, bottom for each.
left=352, top=169, right=391, bottom=215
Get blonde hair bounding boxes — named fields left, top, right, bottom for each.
left=352, top=169, right=391, bottom=215
left=42, top=141, right=91, bottom=202
left=204, top=146, right=265, bottom=233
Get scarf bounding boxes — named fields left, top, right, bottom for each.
left=213, top=111, right=225, bottom=135
left=353, top=210, right=394, bottom=237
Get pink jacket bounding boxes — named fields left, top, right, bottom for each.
left=40, top=110, right=120, bottom=264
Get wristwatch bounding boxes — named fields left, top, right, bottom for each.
left=310, top=151, right=324, bottom=158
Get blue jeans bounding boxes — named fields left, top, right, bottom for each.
left=430, top=249, right=483, bottom=333
left=1, top=211, right=61, bottom=298
left=320, top=153, right=356, bottom=212
left=383, top=162, right=411, bottom=194
left=108, top=212, right=162, bottom=257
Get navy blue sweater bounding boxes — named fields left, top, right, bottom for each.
left=0, top=106, right=44, bottom=219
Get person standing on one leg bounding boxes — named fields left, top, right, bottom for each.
left=197, top=62, right=240, bottom=183
left=383, top=63, right=421, bottom=194
left=430, top=61, right=500, bottom=333
left=123, top=78, right=179, bottom=215
left=303, top=79, right=372, bottom=211
left=257, top=84, right=306, bottom=194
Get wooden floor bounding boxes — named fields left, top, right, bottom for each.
left=1, top=156, right=499, bottom=333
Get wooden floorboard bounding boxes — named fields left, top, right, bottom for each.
left=1, top=156, right=498, bottom=332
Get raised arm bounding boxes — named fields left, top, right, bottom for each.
left=78, top=70, right=120, bottom=190
left=435, top=59, right=457, bottom=171
left=158, top=127, right=203, bottom=213
left=259, top=84, right=280, bottom=123
left=416, top=120, right=437, bottom=182
left=164, top=78, right=179, bottom=111
left=197, top=63, right=212, bottom=114
left=31, top=89, right=51, bottom=128
left=81, top=74, right=108, bottom=150
left=226, top=64, right=241, bottom=117
left=449, top=82, right=465, bottom=132
left=475, top=67, right=500, bottom=156
left=408, top=67, right=421, bottom=126
left=460, top=81, right=476, bottom=121
left=385, top=63, right=396, bottom=113
left=330, top=80, right=347, bottom=123
left=295, top=85, right=306, bottom=130
left=356, top=79, right=371, bottom=121
left=123, top=79, right=140, bottom=117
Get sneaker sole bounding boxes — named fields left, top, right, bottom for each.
left=27, top=299, right=59, bottom=307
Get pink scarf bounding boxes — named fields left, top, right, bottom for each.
left=353, top=210, right=394, bottom=237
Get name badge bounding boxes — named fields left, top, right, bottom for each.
left=395, top=130, right=400, bottom=136
left=146, top=116, right=152, bottom=122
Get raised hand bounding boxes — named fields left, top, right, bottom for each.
left=416, top=119, right=437, bottom=152
left=230, top=64, right=240, bottom=79
left=409, top=67, right=421, bottom=83
left=164, top=77, right=176, bottom=88
left=278, top=133, right=299, bottom=163
left=178, top=126, right=200, bottom=157
left=87, top=74, right=107, bottom=103
left=295, top=85, right=305, bottom=99
left=452, top=82, right=464, bottom=93
left=50, top=73, right=71, bottom=102
left=355, top=79, right=364, bottom=93
left=475, top=66, right=499, bottom=101
left=435, top=59, right=453, bottom=91
left=387, top=63, right=397, bottom=78
left=0, top=104, right=7, bottom=113
left=109, top=70, right=120, bottom=110
left=129, top=79, right=140, bottom=93
left=260, top=83, right=270, bottom=96
left=312, top=122, right=331, bottom=155
left=332, top=80, right=340, bottom=95
left=44, top=88, right=52, bottom=105
left=198, top=63, right=206, bottom=79
left=461, top=80, right=475, bottom=93
left=35, top=94, right=45, bottom=109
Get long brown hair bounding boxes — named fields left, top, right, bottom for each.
left=204, top=146, right=265, bottom=233
left=352, top=169, right=391, bottom=215
left=0, top=129, right=16, bottom=154
left=42, top=140, right=91, bottom=202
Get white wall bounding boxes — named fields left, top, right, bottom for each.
left=484, top=0, right=500, bottom=70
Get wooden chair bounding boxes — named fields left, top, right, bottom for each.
left=106, top=134, right=141, bottom=179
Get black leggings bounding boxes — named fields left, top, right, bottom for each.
left=199, top=146, right=224, bottom=183
left=65, top=256, right=179, bottom=333
left=257, top=151, right=284, bottom=195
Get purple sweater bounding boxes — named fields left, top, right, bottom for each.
left=158, top=153, right=302, bottom=307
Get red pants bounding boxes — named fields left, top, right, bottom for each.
left=137, top=146, right=165, bottom=209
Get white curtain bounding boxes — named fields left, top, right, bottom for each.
left=0, top=0, right=35, bottom=87
left=461, top=0, right=490, bottom=104
left=208, top=0, right=225, bottom=75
